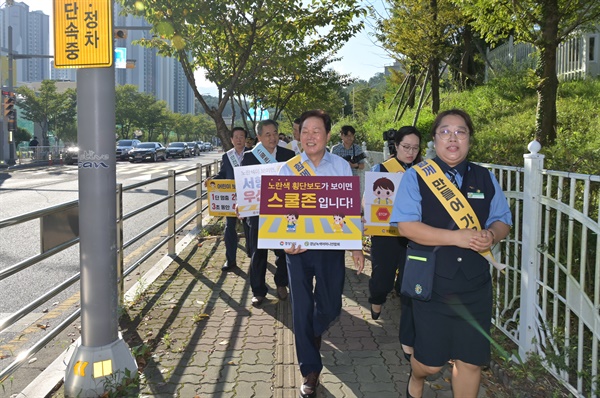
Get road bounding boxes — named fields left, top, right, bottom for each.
left=0, top=151, right=221, bottom=395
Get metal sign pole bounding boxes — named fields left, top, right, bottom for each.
left=63, top=64, right=137, bottom=398
left=60, top=1, right=136, bottom=395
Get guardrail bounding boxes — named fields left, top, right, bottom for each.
left=0, top=160, right=220, bottom=382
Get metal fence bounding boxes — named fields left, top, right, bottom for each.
left=0, top=160, right=219, bottom=382
left=485, top=33, right=599, bottom=81
left=13, top=144, right=65, bottom=166
left=484, top=143, right=599, bottom=398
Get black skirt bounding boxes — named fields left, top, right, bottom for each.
left=411, top=268, right=492, bottom=367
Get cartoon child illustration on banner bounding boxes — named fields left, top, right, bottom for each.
left=373, top=177, right=395, bottom=205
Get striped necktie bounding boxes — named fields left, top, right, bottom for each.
left=448, top=168, right=459, bottom=188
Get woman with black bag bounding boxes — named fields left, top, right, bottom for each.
left=391, top=109, right=512, bottom=398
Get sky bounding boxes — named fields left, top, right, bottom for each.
left=22, top=0, right=392, bottom=96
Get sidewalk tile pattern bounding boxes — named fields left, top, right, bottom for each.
left=119, top=234, right=493, bottom=398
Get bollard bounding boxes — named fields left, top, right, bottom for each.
left=49, top=153, right=53, bottom=166
left=60, top=153, right=64, bottom=166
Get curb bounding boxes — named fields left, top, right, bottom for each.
left=18, top=224, right=205, bottom=398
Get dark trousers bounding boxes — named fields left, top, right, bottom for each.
left=224, top=216, right=239, bottom=265
left=248, top=216, right=288, bottom=297
left=368, top=236, right=415, bottom=347
left=287, top=250, right=345, bottom=376
left=368, top=236, right=408, bottom=304
left=242, top=218, right=251, bottom=256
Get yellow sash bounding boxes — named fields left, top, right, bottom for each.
left=414, top=160, right=505, bottom=271
left=286, top=154, right=316, bottom=176
left=382, top=158, right=405, bottom=173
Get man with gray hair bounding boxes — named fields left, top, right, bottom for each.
left=242, top=119, right=296, bottom=306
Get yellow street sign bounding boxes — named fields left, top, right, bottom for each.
left=53, top=0, right=113, bottom=68
left=73, top=360, right=88, bottom=376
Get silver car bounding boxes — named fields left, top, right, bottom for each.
left=116, top=139, right=141, bottom=160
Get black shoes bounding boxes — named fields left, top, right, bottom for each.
left=251, top=296, right=264, bottom=307
left=406, top=369, right=422, bottom=398
left=276, top=286, right=289, bottom=300
left=299, top=371, right=320, bottom=398
left=221, top=262, right=237, bottom=272
left=370, top=304, right=381, bottom=320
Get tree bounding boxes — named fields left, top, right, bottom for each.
left=376, top=0, right=466, bottom=114
left=116, top=85, right=145, bottom=139
left=455, top=0, right=600, bottom=146
left=117, top=0, right=365, bottom=150
left=16, top=80, right=76, bottom=146
left=52, top=88, right=77, bottom=144
left=136, top=95, right=170, bottom=142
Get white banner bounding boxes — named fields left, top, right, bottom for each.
left=234, top=163, right=283, bottom=217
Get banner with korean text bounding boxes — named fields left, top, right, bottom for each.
left=207, top=179, right=237, bottom=217
left=234, top=163, right=283, bottom=217
left=363, top=171, right=404, bottom=236
left=257, top=176, right=362, bottom=250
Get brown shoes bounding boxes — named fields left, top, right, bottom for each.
left=299, top=371, right=320, bottom=398
left=276, top=286, right=288, bottom=300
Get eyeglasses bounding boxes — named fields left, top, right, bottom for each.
left=437, top=129, right=469, bottom=141
left=399, top=144, right=420, bottom=153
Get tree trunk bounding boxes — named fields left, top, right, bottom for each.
left=215, top=117, right=232, bottom=151
left=430, top=58, right=440, bottom=114
left=460, top=26, right=474, bottom=90
left=407, top=71, right=417, bottom=108
left=535, top=0, right=560, bottom=146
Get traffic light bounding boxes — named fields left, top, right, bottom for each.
left=114, top=29, right=128, bottom=39
left=3, top=92, right=16, bottom=131
left=3, top=94, right=16, bottom=121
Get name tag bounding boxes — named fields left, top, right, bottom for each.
left=467, top=192, right=485, bottom=199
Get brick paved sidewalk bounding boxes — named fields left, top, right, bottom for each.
left=113, top=231, right=499, bottom=398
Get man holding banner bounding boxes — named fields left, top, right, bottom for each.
left=242, top=120, right=296, bottom=306
left=206, top=127, right=252, bottom=272
left=280, top=110, right=365, bottom=398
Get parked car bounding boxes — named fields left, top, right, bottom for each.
left=202, top=142, right=213, bottom=151
left=63, top=145, right=79, bottom=165
left=187, top=142, right=199, bottom=156
left=195, top=141, right=206, bottom=152
left=128, top=142, right=167, bottom=162
left=116, top=139, right=141, bottom=160
left=166, top=142, right=191, bottom=158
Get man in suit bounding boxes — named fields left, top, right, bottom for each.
left=207, top=127, right=251, bottom=271
left=242, top=119, right=296, bottom=306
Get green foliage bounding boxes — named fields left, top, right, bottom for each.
left=117, top=0, right=366, bottom=150
left=101, top=368, right=140, bottom=398
left=16, top=81, right=77, bottom=145
left=357, top=71, right=600, bottom=175
left=14, top=126, right=32, bottom=146
left=453, top=0, right=600, bottom=145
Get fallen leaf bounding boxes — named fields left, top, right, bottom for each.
left=36, top=324, right=49, bottom=330
left=28, top=358, right=37, bottom=364
left=218, top=340, right=228, bottom=345
left=227, top=361, right=236, bottom=365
